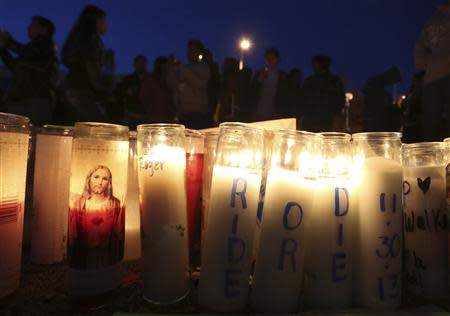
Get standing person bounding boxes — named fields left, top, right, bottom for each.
left=402, top=72, right=425, bottom=143
left=139, top=56, right=175, bottom=124
left=287, top=68, right=303, bottom=125
left=251, top=47, right=289, bottom=121
left=167, top=39, right=211, bottom=129
left=301, top=55, right=345, bottom=132
left=362, top=66, right=402, bottom=132
left=414, top=0, right=450, bottom=141
left=0, top=16, right=58, bottom=125
left=203, top=48, right=221, bottom=119
left=115, top=55, right=150, bottom=128
left=61, top=5, right=112, bottom=124
left=218, top=57, right=240, bottom=122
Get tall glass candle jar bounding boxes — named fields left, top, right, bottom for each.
left=444, top=138, right=450, bottom=271
left=352, top=132, right=403, bottom=310
left=66, top=122, right=129, bottom=298
left=185, top=129, right=204, bottom=264
left=201, top=131, right=219, bottom=252
left=199, top=122, right=265, bottom=312
left=304, top=132, right=354, bottom=309
left=31, top=125, right=73, bottom=264
left=251, top=129, right=319, bottom=313
left=137, top=124, right=189, bottom=304
left=124, top=131, right=141, bottom=261
left=0, top=112, right=30, bottom=299
left=403, top=142, right=448, bottom=301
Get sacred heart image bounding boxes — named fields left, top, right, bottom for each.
left=417, top=177, right=431, bottom=194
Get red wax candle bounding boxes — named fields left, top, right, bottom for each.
left=186, top=152, right=204, bottom=255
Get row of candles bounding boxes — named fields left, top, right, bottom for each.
left=0, top=111, right=449, bottom=313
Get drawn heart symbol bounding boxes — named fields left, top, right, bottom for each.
left=417, top=177, right=431, bottom=194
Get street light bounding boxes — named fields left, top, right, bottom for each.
left=239, top=37, right=251, bottom=70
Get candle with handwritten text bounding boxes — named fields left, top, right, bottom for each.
left=352, top=132, right=403, bottom=309
left=251, top=130, right=318, bottom=313
left=199, top=123, right=264, bottom=312
left=304, top=133, right=353, bottom=308
left=444, top=138, right=450, bottom=271
left=0, top=113, right=30, bottom=299
left=137, top=124, right=190, bottom=304
left=403, top=142, right=448, bottom=301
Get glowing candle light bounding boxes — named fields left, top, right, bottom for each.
left=251, top=130, right=319, bottom=313
left=0, top=112, right=30, bottom=299
left=66, top=122, right=129, bottom=298
left=304, top=132, right=354, bottom=309
left=31, top=125, right=73, bottom=264
left=199, top=122, right=264, bottom=312
left=403, top=142, right=448, bottom=301
left=137, top=124, right=189, bottom=304
left=352, top=132, right=403, bottom=310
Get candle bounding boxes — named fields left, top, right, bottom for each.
left=444, top=138, right=450, bottom=270
left=199, top=122, right=264, bottom=312
left=185, top=129, right=204, bottom=265
left=66, top=122, right=129, bottom=298
left=201, top=131, right=219, bottom=253
left=31, top=126, right=73, bottom=264
left=124, top=131, right=141, bottom=261
left=251, top=130, right=318, bottom=313
left=0, top=112, right=30, bottom=299
left=137, top=124, right=189, bottom=304
left=304, top=132, right=353, bottom=309
left=352, top=132, right=403, bottom=309
left=403, top=142, right=448, bottom=300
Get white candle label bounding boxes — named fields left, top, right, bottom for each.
left=251, top=169, right=313, bottom=313
left=68, top=140, right=128, bottom=271
left=404, top=166, right=448, bottom=300
left=305, top=180, right=352, bottom=308
left=138, top=146, right=189, bottom=303
left=199, top=166, right=262, bottom=311
left=355, top=157, right=402, bottom=309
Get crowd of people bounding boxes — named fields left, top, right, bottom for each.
left=0, top=2, right=449, bottom=141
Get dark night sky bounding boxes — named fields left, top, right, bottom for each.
left=0, top=0, right=443, bottom=91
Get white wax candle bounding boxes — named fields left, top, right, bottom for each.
left=304, top=177, right=353, bottom=308
left=124, top=139, right=141, bottom=261
left=139, top=146, right=190, bottom=303
left=404, top=165, right=448, bottom=300
left=0, top=132, right=29, bottom=298
left=31, top=133, right=72, bottom=264
left=354, top=157, right=403, bottom=309
left=251, top=168, right=313, bottom=313
left=199, top=165, right=262, bottom=312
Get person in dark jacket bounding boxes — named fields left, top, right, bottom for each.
left=115, top=55, right=150, bottom=127
left=251, top=47, right=289, bottom=121
left=0, top=16, right=58, bottom=125
left=301, top=55, right=345, bottom=132
left=402, top=72, right=425, bottom=143
left=362, top=66, right=402, bottom=132
left=61, top=5, right=112, bottom=124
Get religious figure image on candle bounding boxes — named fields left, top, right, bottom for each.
left=68, top=165, right=125, bottom=269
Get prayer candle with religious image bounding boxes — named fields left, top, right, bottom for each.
left=124, top=131, right=141, bottom=261
left=251, top=130, right=319, bottom=314
left=137, top=124, right=190, bottom=304
left=65, top=122, right=129, bottom=298
left=185, top=129, right=204, bottom=264
left=352, top=132, right=403, bottom=310
left=199, top=122, right=265, bottom=312
left=31, top=125, right=73, bottom=264
left=403, top=142, right=448, bottom=301
left=0, top=113, right=30, bottom=299
left=304, top=132, right=354, bottom=309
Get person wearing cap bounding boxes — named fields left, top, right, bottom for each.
left=301, top=55, right=345, bottom=132
left=0, top=16, right=58, bottom=125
